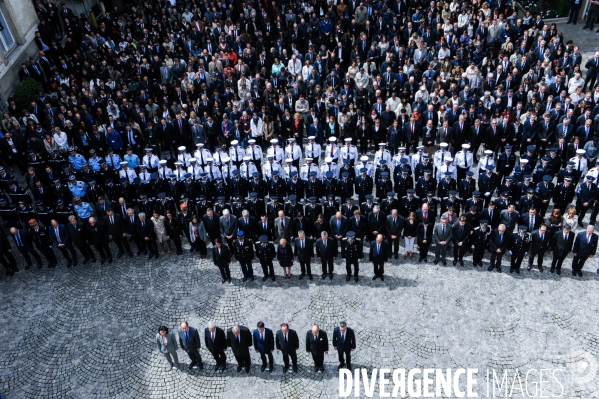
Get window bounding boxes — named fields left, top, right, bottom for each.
left=0, top=9, right=15, bottom=53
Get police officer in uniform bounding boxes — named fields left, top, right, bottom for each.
left=233, top=231, right=255, bottom=282
left=471, top=219, right=491, bottom=267
left=355, top=168, right=374, bottom=203
left=552, top=176, right=575, bottom=215
left=509, top=225, right=530, bottom=274
left=255, top=235, right=276, bottom=281
left=344, top=231, right=363, bottom=282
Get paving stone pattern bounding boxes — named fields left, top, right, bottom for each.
left=1, top=235, right=599, bottom=398
left=1, top=19, right=599, bottom=399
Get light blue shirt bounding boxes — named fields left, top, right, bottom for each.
left=68, top=181, right=87, bottom=197
left=69, top=153, right=87, bottom=170
left=74, top=202, right=93, bottom=218
left=124, top=154, right=140, bottom=168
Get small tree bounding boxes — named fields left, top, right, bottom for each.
left=11, top=78, right=43, bottom=108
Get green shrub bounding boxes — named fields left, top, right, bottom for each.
left=11, top=78, right=43, bottom=108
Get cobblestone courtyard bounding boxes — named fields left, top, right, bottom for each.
left=1, top=240, right=599, bottom=398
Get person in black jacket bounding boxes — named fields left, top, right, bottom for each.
left=212, top=238, right=231, bottom=283
left=28, top=219, right=58, bottom=268
left=178, top=321, right=204, bottom=371
left=203, top=208, right=221, bottom=244
left=550, top=225, right=574, bottom=274
left=256, top=235, right=276, bottom=281
left=452, top=216, right=471, bottom=266
left=227, top=325, right=253, bottom=373
left=332, top=321, right=356, bottom=371
left=416, top=219, right=433, bottom=262
left=124, top=208, right=145, bottom=256
left=164, top=210, right=183, bottom=255
left=0, top=228, right=18, bottom=275
left=85, top=217, right=113, bottom=264
left=293, top=230, right=314, bottom=280
left=66, top=215, right=95, bottom=263
left=204, top=322, right=227, bottom=371
left=345, top=231, right=363, bottom=282
left=369, top=234, right=389, bottom=280
left=367, top=206, right=386, bottom=242
left=253, top=321, right=275, bottom=372
left=276, top=323, right=299, bottom=373
left=306, top=324, right=329, bottom=373
left=315, top=231, right=337, bottom=280
left=488, top=224, right=511, bottom=272
left=136, top=212, right=159, bottom=259
left=9, top=227, right=43, bottom=269
left=103, top=208, right=133, bottom=258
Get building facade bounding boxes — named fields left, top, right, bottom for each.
left=0, top=0, right=38, bottom=107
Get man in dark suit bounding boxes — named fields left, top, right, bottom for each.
left=452, top=216, right=471, bottom=266
left=276, top=323, right=299, bottom=373
left=488, top=224, right=511, bottom=272
left=315, top=231, right=337, bottom=280
left=256, top=214, right=275, bottom=241
left=550, top=226, right=574, bottom=274
left=9, top=227, right=43, bottom=269
left=28, top=219, right=57, bottom=268
left=124, top=209, right=144, bottom=256
left=332, top=321, right=356, bottom=371
left=349, top=210, right=367, bottom=241
left=253, top=321, right=275, bottom=372
left=571, top=225, right=598, bottom=277
left=66, top=215, right=95, bottom=263
left=480, top=203, right=500, bottom=229
left=294, top=230, right=314, bottom=280
left=528, top=224, right=549, bottom=272
left=330, top=211, right=348, bottom=259
left=385, top=209, right=404, bottom=259
left=367, top=206, right=386, bottom=242
left=178, top=321, right=204, bottom=370
left=103, top=208, right=133, bottom=258
left=85, top=217, right=113, bottom=264
left=520, top=208, right=544, bottom=233
left=48, top=219, right=77, bottom=267
left=369, top=234, right=389, bottom=280
left=227, top=325, right=252, bottom=373
left=306, top=324, right=329, bottom=373
left=204, top=322, right=227, bottom=371
left=212, top=238, right=232, bottom=283
left=203, top=208, right=221, bottom=244
left=136, top=212, right=159, bottom=259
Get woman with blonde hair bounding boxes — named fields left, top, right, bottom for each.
left=562, top=206, right=578, bottom=231
left=277, top=238, right=294, bottom=279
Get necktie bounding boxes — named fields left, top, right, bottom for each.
left=211, top=332, right=215, bottom=342
left=565, top=234, right=568, bottom=242
left=442, top=226, right=445, bottom=235
left=260, top=333, right=263, bottom=341
left=301, top=240, right=304, bottom=249
left=111, top=216, right=114, bottom=225
left=55, top=228, right=60, bottom=243
left=285, top=334, right=288, bottom=343
left=185, top=331, right=189, bottom=343
left=377, top=244, right=380, bottom=254
left=499, top=234, right=503, bottom=244
left=393, top=218, right=396, bottom=225
left=540, top=234, right=544, bottom=242
left=588, top=234, right=591, bottom=243
left=142, top=222, right=145, bottom=228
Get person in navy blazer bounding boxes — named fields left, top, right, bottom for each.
left=253, top=321, right=275, bottom=372
left=369, top=234, right=389, bottom=280
left=332, top=321, right=356, bottom=371
left=227, top=325, right=252, bottom=373
left=571, top=225, right=598, bottom=277
left=48, top=219, right=77, bottom=267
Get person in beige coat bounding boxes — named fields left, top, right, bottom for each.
left=151, top=212, right=168, bottom=254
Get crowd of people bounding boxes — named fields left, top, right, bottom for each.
left=157, top=320, right=355, bottom=374
left=1, top=0, right=599, bottom=281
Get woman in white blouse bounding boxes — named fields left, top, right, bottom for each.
left=52, top=127, right=69, bottom=151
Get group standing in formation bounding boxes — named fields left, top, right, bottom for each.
left=1, top=0, right=599, bottom=282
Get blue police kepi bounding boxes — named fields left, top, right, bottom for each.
left=68, top=175, right=87, bottom=197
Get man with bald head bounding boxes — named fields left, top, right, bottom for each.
left=204, top=322, right=227, bottom=371
left=227, top=324, right=252, bottom=373
left=306, top=324, right=329, bottom=373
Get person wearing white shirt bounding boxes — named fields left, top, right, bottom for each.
left=355, top=156, right=375, bottom=178
left=373, top=143, right=392, bottom=166
left=158, top=160, right=173, bottom=179
left=285, top=139, right=303, bottom=169
left=193, top=144, right=212, bottom=168
left=304, top=137, right=322, bottom=164
left=436, top=159, right=457, bottom=183
left=118, top=162, right=137, bottom=183
left=187, top=159, right=203, bottom=180
left=339, top=138, right=359, bottom=166
left=454, top=144, right=474, bottom=182
left=177, top=146, right=192, bottom=167
left=287, top=55, right=302, bottom=77
left=203, top=159, right=222, bottom=181
left=267, top=140, right=285, bottom=163
left=319, top=157, right=339, bottom=180
left=239, top=157, right=258, bottom=179
left=262, top=157, right=282, bottom=181
left=434, top=143, right=452, bottom=171
left=324, top=137, right=340, bottom=162
left=300, top=159, right=320, bottom=180
left=52, top=127, right=69, bottom=150
left=228, top=141, right=246, bottom=167
left=142, top=148, right=160, bottom=172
